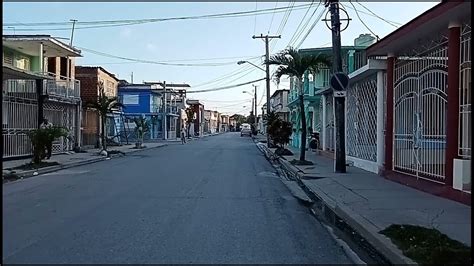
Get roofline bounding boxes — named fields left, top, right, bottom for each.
left=75, top=66, right=119, bottom=81
left=3, top=34, right=82, bottom=56
left=366, top=1, right=466, bottom=56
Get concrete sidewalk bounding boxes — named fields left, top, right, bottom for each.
left=256, top=141, right=471, bottom=263
left=3, top=142, right=168, bottom=180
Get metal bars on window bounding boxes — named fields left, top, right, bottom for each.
left=346, top=74, right=378, bottom=162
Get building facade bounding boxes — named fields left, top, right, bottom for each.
left=118, top=83, right=163, bottom=141
left=3, top=35, right=82, bottom=158
left=269, top=89, right=290, bottom=121
left=288, top=34, right=376, bottom=150
left=75, top=66, right=120, bottom=147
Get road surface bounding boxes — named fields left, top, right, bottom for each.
left=3, top=133, right=351, bottom=264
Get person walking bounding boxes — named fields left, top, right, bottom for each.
left=181, top=126, right=187, bottom=144
left=40, top=118, right=54, bottom=159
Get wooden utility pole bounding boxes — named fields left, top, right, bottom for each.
left=252, top=34, right=280, bottom=144
left=327, top=0, right=347, bottom=172
left=252, top=84, right=258, bottom=132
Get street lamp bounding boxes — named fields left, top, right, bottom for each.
left=237, top=60, right=266, bottom=72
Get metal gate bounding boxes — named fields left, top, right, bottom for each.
left=43, top=101, right=77, bottom=153
left=459, top=23, right=471, bottom=159
left=2, top=79, right=38, bottom=158
left=393, top=38, right=448, bottom=184
left=325, top=94, right=335, bottom=151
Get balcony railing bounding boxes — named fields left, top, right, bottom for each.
left=44, top=79, right=80, bottom=99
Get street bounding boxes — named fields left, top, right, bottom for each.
left=3, top=133, right=351, bottom=264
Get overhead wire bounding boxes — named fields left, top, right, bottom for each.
left=76, top=46, right=243, bottom=66
left=295, top=6, right=326, bottom=48
left=267, top=0, right=279, bottom=34
left=253, top=0, right=258, bottom=35
left=286, top=0, right=316, bottom=47
left=4, top=3, right=314, bottom=31
left=270, top=1, right=295, bottom=52
left=187, top=78, right=266, bottom=93
left=355, top=1, right=400, bottom=28
left=348, top=1, right=380, bottom=41
left=342, top=2, right=402, bottom=27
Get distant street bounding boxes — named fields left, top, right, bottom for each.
left=3, top=133, right=350, bottom=264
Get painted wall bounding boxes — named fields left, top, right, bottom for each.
left=119, top=90, right=151, bottom=114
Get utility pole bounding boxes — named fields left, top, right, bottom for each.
left=69, top=19, right=78, bottom=46
left=252, top=84, right=258, bottom=133
left=253, top=34, right=281, bottom=145
left=327, top=0, right=346, bottom=173
left=131, top=72, right=134, bottom=83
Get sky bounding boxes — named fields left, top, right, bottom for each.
left=3, top=1, right=439, bottom=115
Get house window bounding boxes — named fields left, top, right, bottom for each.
left=123, top=94, right=139, bottom=105
left=3, top=51, right=13, bottom=65
left=14, top=55, right=30, bottom=70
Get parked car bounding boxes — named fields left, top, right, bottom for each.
left=240, top=123, right=252, bottom=137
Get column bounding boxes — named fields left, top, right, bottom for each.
left=445, top=22, right=461, bottom=187
left=384, top=54, right=395, bottom=172
left=39, top=42, right=44, bottom=73
left=321, top=94, right=327, bottom=151
left=376, top=70, right=386, bottom=174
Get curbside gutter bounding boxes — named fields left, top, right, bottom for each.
left=3, top=144, right=168, bottom=184
left=254, top=141, right=417, bottom=265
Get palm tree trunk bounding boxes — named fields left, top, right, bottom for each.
left=299, top=78, right=307, bottom=162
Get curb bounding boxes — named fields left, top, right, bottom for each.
left=255, top=143, right=416, bottom=265
left=3, top=144, right=167, bottom=184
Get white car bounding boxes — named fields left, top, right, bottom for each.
left=240, top=123, right=252, bottom=137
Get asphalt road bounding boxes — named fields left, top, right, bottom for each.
left=3, top=133, right=351, bottom=264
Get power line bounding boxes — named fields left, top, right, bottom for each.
left=286, top=0, right=316, bottom=47
left=253, top=0, right=258, bottom=35
left=191, top=63, right=258, bottom=88
left=187, top=78, right=266, bottom=93
left=76, top=46, right=242, bottom=66
left=4, top=3, right=314, bottom=31
left=340, top=2, right=402, bottom=27
left=193, top=67, right=258, bottom=91
left=270, top=1, right=295, bottom=52
left=348, top=1, right=379, bottom=41
left=79, top=55, right=260, bottom=65
left=267, top=0, right=279, bottom=34
left=295, top=7, right=326, bottom=48
left=355, top=1, right=400, bottom=28
left=289, top=1, right=323, bottom=48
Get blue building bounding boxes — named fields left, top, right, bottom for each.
left=118, top=82, right=163, bottom=140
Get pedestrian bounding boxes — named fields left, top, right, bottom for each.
left=181, top=126, right=187, bottom=144
left=40, top=118, right=54, bottom=159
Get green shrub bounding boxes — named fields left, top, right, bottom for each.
left=27, top=127, right=68, bottom=164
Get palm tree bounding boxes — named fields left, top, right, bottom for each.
left=86, top=82, right=124, bottom=152
left=268, top=47, right=330, bottom=162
